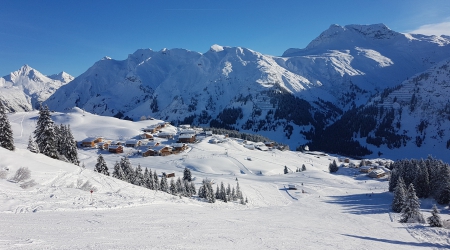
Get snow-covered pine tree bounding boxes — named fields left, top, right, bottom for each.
left=183, top=167, right=192, bottom=182
left=219, top=182, right=226, bottom=201
left=175, top=177, right=182, bottom=193
left=392, top=177, right=407, bottom=212
left=34, top=105, right=58, bottom=158
left=414, top=163, right=430, bottom=198
left=153, top=172, right=160, bottom=191
left=302, top=164, right=306, bottom=171
left=0, top=101, right=15, bottom=151
left=169, top=178, right=176, bottom=195
left=329, top=160, right=339, bottom=173
left=189, top=181, right=196, bottom=195
left=183, top=179, right=191, bottom=197
left=134, top=164, right=144, bottom=186
left=119, top=157, right=134, bottom=183
left=436, top=165, right=450, bottom=204
left=236, top=181, right=242, bottom=199
left=64, top=125, right=79, bottom=165
left=427, top=204, right=443, bottom=227
left=206, top=182, right=215, bottom=203
left=226, top=183, right=231, bottom=198
left=27, top=134, right=39, bottom=153
left=94, top=154, right=109, bottom=176
left=54, top=124, right=63, bottom=155
left=231, top=187, right=236, bottom=201
left=147, top=169, right=155, bottom=190
left=160, top=175, right=168, bottom=193
left=143, top=167, right=150, bottom=188
left=400, top=183, right=425, bottom=223
left=215, top=185, right=220, bottom=200
left=112, top=161, right=126, bottom=181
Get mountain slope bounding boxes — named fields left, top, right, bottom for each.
left=0, top=65, right=72, bottom=112
left=310, top=59, right=450, bottom=162
left=44, top=24, right=450, bottom=153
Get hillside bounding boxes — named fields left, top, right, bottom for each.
left=1, top=109, right=450, bottom=249
left=310, top=59, right=450, bottom=162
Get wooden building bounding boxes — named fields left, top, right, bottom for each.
left=178, top=134, right=196, bottom=143
left=108, top=145, right=124, bottom=154
left=81, top=137, right=103, bottom=147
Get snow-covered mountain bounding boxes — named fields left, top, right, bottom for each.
left=312, top=58, right=450, bottom=160
left=0, top=65, right=73, bottom=112
left=44, top=24, right=450, bottom=156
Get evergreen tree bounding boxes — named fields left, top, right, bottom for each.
left=392, top=177, right=407, bottom=212
left=436, top=181, right=450, bottom=205
left=215, top=185, right=220, bottom=200
left=160, top=175, right=168, bottom=192
left=27, top=134, right=39, bottom=153
left=134, top=164, right=144, bottom=186
left=63, top=125, right=79, bottom=165
left=184, top=180, right=192, bottom=197
left=301, top=164, right=306, bottom=171
left=94, top=154, right=109, bottom=176
left=206, top=181, right=215, bottom=203
left=236, top=181, right=243, bottom=199
left=427, top=204, right=443, bottom=227
left=112, top=161, right=126, bottom=180
left=143, top=167, right=150, bottom=188
left=414, top=164, right=430, bottom=198
left=231, top=187, right=236, bottom=201
left=226, top=183, right=231, bottom=198
left=190, top=181, right=196, bottom=195
left=183, top=167, right=192, bottom=182
left=34, top=105, right=58, bottom=158
left=400, top=183, right=425, bottom=223
left=329, top=160, right=339, bottom=173
left=220, top=182, right=226, bottom=201
left=0, top=101, right=14, bottom=151
left=284, top=166, right=288, bottom=174
left=120, top=157, right=134, bottom=183
left=147, top=169, right=155, bottom=190
left=153, top=172, right=160, bottom=191
left=169, top=178, right=176, bottom=195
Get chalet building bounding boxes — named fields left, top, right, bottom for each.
left=178, top=134, right=196, bottom=143
left=264, top=141, right=275, bottom=147
left=368, top=169, right=386, bottom=178
left=172, top=143, right=187, bottom=154
left=125, top=139, right=142, bottom=148
left=97, top=140, right=111, bottom=150
left=158, top=132, right=175, bottom=139
left=360, top=166, right=373, bottom=173
left=109, top=145, right=124, bottom=154
left=140, top=133, right=154, bottom=140
left=81, top=137, right=103, bottom=147
left=147, top=141, right=161, bottom=148
left=143, top=145, right=173, bottom=156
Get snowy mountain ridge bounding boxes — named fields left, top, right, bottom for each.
left=0, top=65, right=73, bottom=112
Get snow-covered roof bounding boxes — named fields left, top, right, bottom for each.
left=179, top=134, right=195, bottom=139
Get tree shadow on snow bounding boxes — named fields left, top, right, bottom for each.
left=325, top=192, right=392, bottom=215
left=343, top=234, right=448, bottom=248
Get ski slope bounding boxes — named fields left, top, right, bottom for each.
left=1, top=109, right=449, bottom=249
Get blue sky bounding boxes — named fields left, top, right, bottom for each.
left=1, top=0, right=450, bottom=77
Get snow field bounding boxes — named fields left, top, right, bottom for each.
left=1, top=109, right=449, bottom=249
